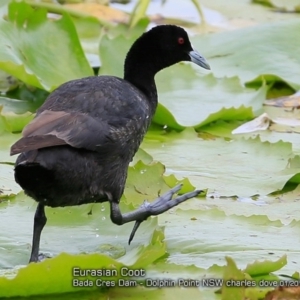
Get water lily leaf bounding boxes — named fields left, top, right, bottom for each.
left=125, top=156, right=200, bottom=207
left=0, top=1, right=93, bottom=91
left=0, top=252, right=123, bottom=297
left=0, top=195, right=212, bottom=299
left=147, top=260, right=223, bottom=281
left=0, top=191, right=164, bottom=268
left=130, top=148, right=153, bottom=165
left=125, top=160, right=173, bottom=206
left=160, top=208, right=299, bottom=275
left=163, top=174, right=197, bottom=195
left=1, top=136, right=298, bottom=298
left=0, top=94, right=43, bottom=115
left=0, top=108, right=8, bottom=133
left=155, top=69, right=267, bottom=128
left=0, top=70, right=19, bottom=92
left=249, top=130, right=300, bottom=155
left=191, top=0, right=298, bottom=30
left=190, top=184, right=300, bottom=225
left=91, top=201, right=293, bottom=300
left=232, top=113, right=271, bottom=134
left=15, top=286, right=203, bottom=300
left=0, top=131, right=21, bottom=164
left=119, top=227, right=166, bottom=267
left=124, top=161, right=195, bottom=206
left=98, top=19, right=148, bottom=78
left=0, top=106, right=34, bottom=133
left=0, top=226, right=165, bottom=298
left=232, top=112, right=300, bottom=135
left=264, top=91, right=300, bottom=108
left=193, top=19, right=300, bottom=90
left=0, top=164, right=21, bottom=198
left=253, top=0, right=300, bottom=12
left=126, top=0, right=297, bottom=32
left=0, top=137, right=196, bottom=267
left=152, top=103, right=184, bottom=131
left=200, top=120, right=240, bottom=139
left=223, top=98, right=300, bottom=155
left=142, top=129, right=293, bottom=197
left=220, top=256, right=285, bottom=300
left=146, top=261, right=223, bottom=300
left=244, top=255, right=287, bottom=277
left=222, top=257, right=245, bottom=300
left=108, top=286, right=203, bottom=300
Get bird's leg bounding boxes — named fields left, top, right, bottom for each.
left=29, top=203, right=47, bottom=263
left=110, top=184, right=202, bottom=244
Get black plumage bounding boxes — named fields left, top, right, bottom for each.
left=10, top=25, right=210, bottom=263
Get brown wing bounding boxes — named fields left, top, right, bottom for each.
left=10, top=110, right=112, bottom=155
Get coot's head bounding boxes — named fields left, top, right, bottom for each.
left=124, top=25, right=210, bottom=82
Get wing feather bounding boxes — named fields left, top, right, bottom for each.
left=10, top=110, right=112, bottom=155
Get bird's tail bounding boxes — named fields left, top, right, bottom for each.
left=14, top=151, right=54, bottom=194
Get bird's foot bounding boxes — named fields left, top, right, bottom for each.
left=29, top=252, right=52, bottom=263
left=128, top=184, right=202, bottom=244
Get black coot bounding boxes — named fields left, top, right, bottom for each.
left=10, top=25, right=210, bottom=263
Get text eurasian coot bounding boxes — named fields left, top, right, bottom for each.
left=10, top=25, right=210, bottom=263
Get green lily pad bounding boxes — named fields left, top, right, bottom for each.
left=220, top=256, right=285, bottom=300
left=0, top=163, right=21, bottom=199
left=142, top=128, right=294, bottom=197
left=193, top=19, right=300, bottom=90
left=159, top=208, right=299, bottom=275
left=253, top=0, right=300, bottom=12
left=9, top=286, right=204, bottom=300
left=222, top=257, right=245, bottom=300
left=158, top=0, right=298, bottom=30
left=189, top=185, right=300, bottom=225
left=0, top=132, right=199, bottom=267
left=0, top=131, right=21, bottom=164
left=0, top=191, right=164, bottom=267
left=155, top=70, right=267, bottom=128
left=98, top=20, right=148, bottom=79
left=1, top=3, right=299, bottom=299
left=0, top=1, right=93, bottom=91
left=0, top=226, right=166, bottom=298
left=163, top=174, right=198, bottom=195
left=0, top=107, right=34, bottom=133
left=244, top=255, right=287, bottom=277
left=0, top=95, right=42, bottom=115
left=0, top=70, right=19, bottom=92
left=130, top=147, right=153, bottom=165
left=245, top=128, right=300, bottom=156
left=125, top=160, right=169, bottom=206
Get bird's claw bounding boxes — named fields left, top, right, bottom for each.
left=128, top=184, right=203, bottom=244
left=128, top=220, right=142, bottom=245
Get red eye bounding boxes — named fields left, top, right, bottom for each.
left=178, top=37, right=184, bottom=45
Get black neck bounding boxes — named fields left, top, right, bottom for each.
left=123, top=34, right=167, bottom=107
left=124, top=64, right=157, bottom=101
